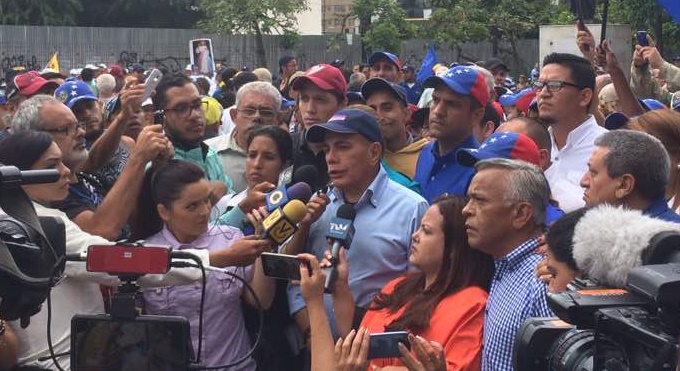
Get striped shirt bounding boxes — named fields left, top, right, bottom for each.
left=481, top=237, right=554, bottom=371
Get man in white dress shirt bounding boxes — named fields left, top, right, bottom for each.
left=535, top=53, right=607, bottom=212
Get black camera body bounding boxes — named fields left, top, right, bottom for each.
left=515, top=265, right=680, bottom=371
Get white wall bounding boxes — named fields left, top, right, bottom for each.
left=539, top=24, right=632, bottom=78
left=295, top=0, right=324, bottom=35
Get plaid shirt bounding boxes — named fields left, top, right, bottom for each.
left=481, top=237, right=553, bottom=371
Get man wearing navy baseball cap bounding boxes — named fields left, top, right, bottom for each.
left=414, top=65, right=488, bottom=203
left=286, top=108, right=427, bottom=353
left=368, top=51, right=402, bottom=83
left=362, top=78, right=428, bottom=180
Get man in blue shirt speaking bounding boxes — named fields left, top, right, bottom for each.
left=415, top=66, right=488, bottom=203
left=285, top=108, right=428, bottom=343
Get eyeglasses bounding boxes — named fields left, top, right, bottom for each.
left=532, top=80, right=583, bottom=93
left=237, top=107, right=277, bottom=119
left=43, top=121, right=86, bottom=136
left=163, top=100, right=208, bottom=118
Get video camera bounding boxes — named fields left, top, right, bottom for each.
left=514, top=232, right=680, bottom=371
left=0, top=165, right=66, bottom=327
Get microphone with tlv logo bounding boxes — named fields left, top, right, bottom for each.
left=323, top=204, right=356, bottom=293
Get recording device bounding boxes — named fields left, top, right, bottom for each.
left=141, top=68, right=163, bottom=102
left=86, top=245, right=171, bottom=276
left=261, top=252, right=311, bottom=280
left=367, top=331, right=410, bottom=359
left=71, top=314, right=191, bottom=371
left=599, top=0, right=609, bottom=46
left=0, top=165, right=66, bottom=326
left=514, top=230, right=680, bottom=371
left=575, top=0, right=590, bottom=52
left=69, top=244, right=196, bottom=370
left=264, top=181, right=312, bottom=213
left=636, top=31, right=649, bottom=47
left=260, top=199, right=307, bottom=245
left=323, top=204, right=356, bottom=293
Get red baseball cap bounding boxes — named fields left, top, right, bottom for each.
left=13, top=71, right=59, bottom=98
left=108, top=65, right=125, bottom=78
left=291, top=64, right=347, bottom=95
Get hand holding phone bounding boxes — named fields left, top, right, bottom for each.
left=367, top=331, right=410, bottom=359
left=636, top=31, right=649, bottom=47
left=141, top=68, right=163, bottom=102
left=261, top=252, right=311, bottom=280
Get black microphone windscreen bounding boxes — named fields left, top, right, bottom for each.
left=292, top=165, right=319, bottom=186
left=337, top=204, right=356, bottom=220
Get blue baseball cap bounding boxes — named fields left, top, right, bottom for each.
left=423, top=66, right=489, bottom=107
left=457, top=132, right=540, bottom=166
left=639, top=98, right=666, bottom=111
left=305, top=108, right=382, bottom=144
left=672, top=93, right=680, bottom=111
left=361, top=78, right=408, bottom=106
left=368, top=52, right=402, bottom=69
left=54, top=81, right=97, bottom=109
left=604, top=112, right=630, bottom=130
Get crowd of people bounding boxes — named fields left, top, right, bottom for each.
left=1, top=20, right=680, bottom=371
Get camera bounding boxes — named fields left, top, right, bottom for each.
left=514, top=232, right=680, bottom=371
left=0, top=165, right=66, bottom=326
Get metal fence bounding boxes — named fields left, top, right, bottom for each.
left=0, top=25, right=539, bottom=79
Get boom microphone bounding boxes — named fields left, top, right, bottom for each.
left=323, top=204, right=356, bottom=293
left=260, top=199, right=307, bottom=245
left=572, top=205, right=680, bottom=288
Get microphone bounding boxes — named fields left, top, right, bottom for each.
left=0, top=166, right=59, bottom=187
left=323, top=204, right=356, bottom=293
left=264, top=182, right=313, bottom=213
left=260, top=199, right=308, bottom=245
left=292, top=165, right=318, bottom=185
left=572, top=205, right=680, bottom=288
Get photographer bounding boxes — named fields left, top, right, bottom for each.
left=542, top=208, right=589, bottom=293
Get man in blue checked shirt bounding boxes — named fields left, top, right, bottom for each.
left=462, top=158, right=554, bottom=371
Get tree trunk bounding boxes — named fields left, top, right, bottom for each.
left=254, top=22, right=267, bottom=69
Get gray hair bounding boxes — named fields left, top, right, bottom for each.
left=235, top=81, right=282, bottom=110
left=11, top=94, right=60, bottom=133
left=595, top=129, right=669, bottom=201
left=475, top=158, right=550, bottom=226
left=95, top=73, right=116, bottom=95
left=252, top=68, right=273, bottom=84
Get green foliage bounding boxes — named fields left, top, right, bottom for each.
left=0, top=0, right=82, bottom=26
left=197, top=0, right=309, bottom=36
left=352, top=0, right=416, bottom=53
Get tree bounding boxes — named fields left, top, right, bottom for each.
left=76, top=0, right=202, bottom=28
left=0, top=0, right=82, bottom=25
left=197, top=0, right=309, bottom=68
left=352, top=0, right=416, bottom=58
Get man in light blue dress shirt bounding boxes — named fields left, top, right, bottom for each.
left=284, top=108, right=428, bottom=344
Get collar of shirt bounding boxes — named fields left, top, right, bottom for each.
left=205, top=127, right=245, bottom=155
left=494, top=237, right=539, bottom=278
left=174, top=142, right=210, bottom=161
left=329, top=166, right=388, bottom=209
left=549, top=115, right=599, bottom=156
left=431, top=135, right=478, bottom=162
left=644, top=197, right=680, bottom=223
left=158, top=224, right=211, bottom=250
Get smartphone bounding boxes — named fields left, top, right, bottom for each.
left=636, top=31, right=649, bottom=47
left=141, top=68, right=163, bottom=102
left=86, top=245, right=171, bottom=275
left=71, top=314, right=193, bottom=371
left=367, top=331, right=410, bottom=359
left=261, top=252, right=310, bottom=280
